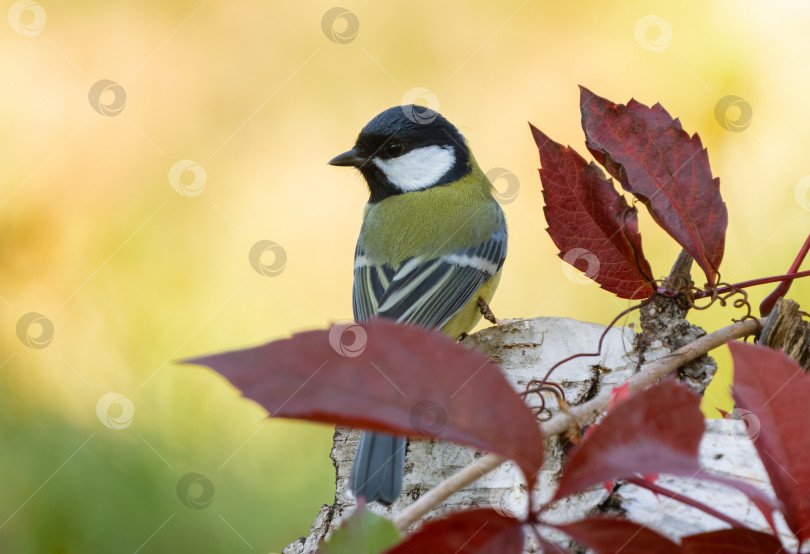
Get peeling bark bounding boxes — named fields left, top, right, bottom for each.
left=760, top=297, right=810, bottom=370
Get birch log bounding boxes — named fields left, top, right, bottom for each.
left=283, top=316, right=778, bottom=553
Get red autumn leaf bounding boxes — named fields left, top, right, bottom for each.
left=580, top=86, right=727, bottom=286
left=551, top=379, right=779, bottom=528
left=384, top=509, right=524, bottom=554
left=581, top=382, right=637, bottom=493
left=681, top=528, right=784, bottom=553
left=553, top=517, right=680, bottom=554
left=185, top=318, right=544, bottom=486
left=552, top=381, right=704, bottom=501
left=729, top=341, right=810, bottom=543
left=531, top=125, right=654, bottom=299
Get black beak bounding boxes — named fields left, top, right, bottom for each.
left=328, top=148, right=366, bottom=167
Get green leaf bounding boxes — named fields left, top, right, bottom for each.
left=319, top=505, right=401, bottom=554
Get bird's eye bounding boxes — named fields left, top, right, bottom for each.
left=386, top=143, right=405, bottom=158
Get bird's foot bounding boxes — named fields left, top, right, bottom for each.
left=477, top=297, right=501, bottom=325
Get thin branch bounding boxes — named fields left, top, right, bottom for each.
left=393, top=317, right=763, bottom=531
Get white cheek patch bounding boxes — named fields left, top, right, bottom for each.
left=372, top=145, right=455, bottom=192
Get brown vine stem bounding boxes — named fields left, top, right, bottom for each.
left=392, top=317, right=763, bottom=532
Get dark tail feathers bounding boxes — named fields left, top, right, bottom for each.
left=348, top=431, right=406, bottom=505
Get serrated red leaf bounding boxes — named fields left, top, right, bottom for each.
left=384, top=509, right=524, bottom=554
left=531, top=125, right=654, bottom=299
left=552, top=375, right=779, bottom=530
left=587, top=383, right=636, bottom=493
left=552, top=381, right=703, bottom=501
left=185, top=319, right=544, bottom=486
left=580, top=86, right=727, bottom=286
left=681, top=528, right=784, bottom=553
left=553, top=517, right=680, bottom=554
left=729, top=341, right=810, bottom=543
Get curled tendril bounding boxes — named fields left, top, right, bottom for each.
left=678, top=282, right=756, bottom=325
left=523, top=277, right=758, bottom=416
left=685, top=281, right=762, bottom=340
left=522, top=380, right=567, bottom=421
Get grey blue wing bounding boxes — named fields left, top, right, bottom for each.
left=349, top=218, right=506, bottom=505
left=353, top=218, right=507, bottom=329
left=352, top=241, right=396, bottom=323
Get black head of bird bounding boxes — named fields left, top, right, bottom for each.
left=328, top=105, right=472, bottom=203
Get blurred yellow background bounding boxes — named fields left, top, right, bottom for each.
left=1, top=1, right=808, bottom=551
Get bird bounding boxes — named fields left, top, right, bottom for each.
left=328, top=105, right=507, bottom=505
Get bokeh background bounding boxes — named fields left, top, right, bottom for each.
left=1, top=1, right=808, bottom=551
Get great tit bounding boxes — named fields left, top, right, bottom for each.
left=328, top=105, right=507, bottom=505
